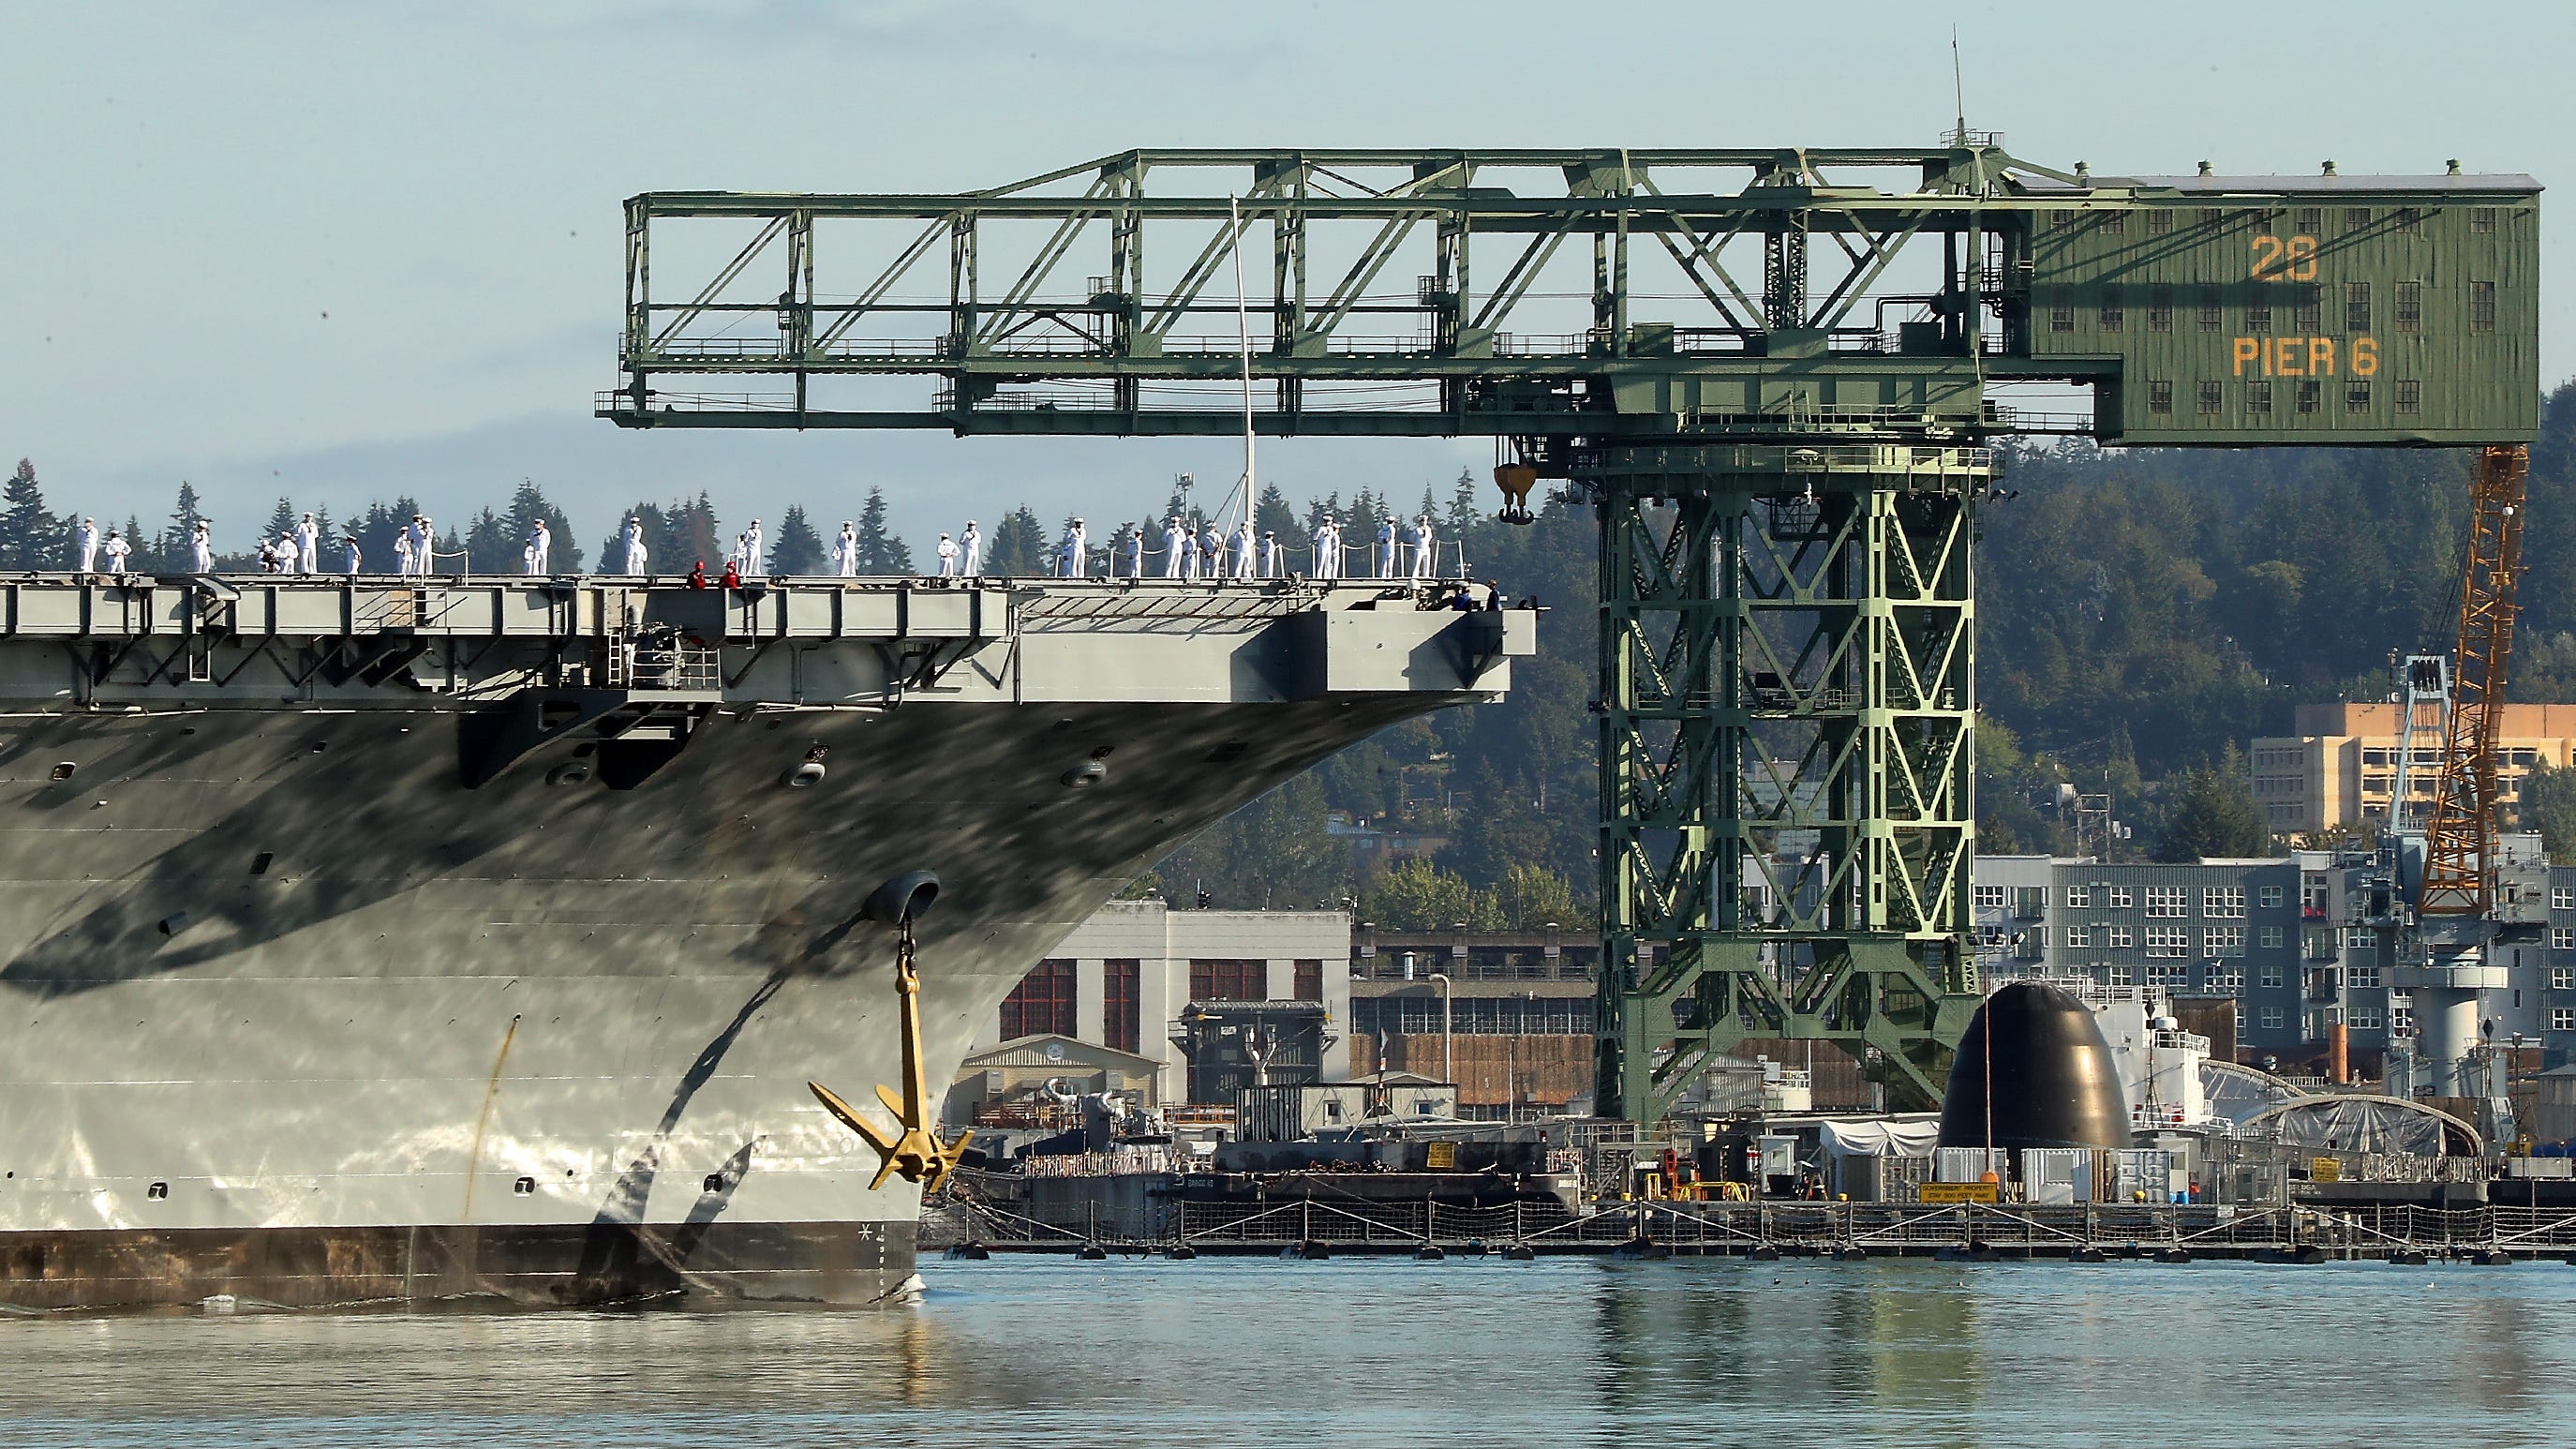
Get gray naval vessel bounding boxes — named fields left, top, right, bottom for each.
left=0, top=571, right=1529, bottom=1309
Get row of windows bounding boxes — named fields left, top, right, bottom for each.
left=2053, top=205, right=2495, bottom=236
left=2361, top=747, right=2546, bottom=769
left=2149, top=378, right=2420, bottom=415
left=1000, top=957, right=1326, bottom=1053
left=1349, top=995, right=1592, bottom=1037
left=2061, top=924, right=2264, bottom=953
left=2048, top=281, right=2481, bottom=336
left=2062, top=884, right=2277, bottom=913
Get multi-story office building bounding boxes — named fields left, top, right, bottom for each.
left=1976, top=846, right=2576, bottom=1069
left=2248, top=701, right=2576, bottom=835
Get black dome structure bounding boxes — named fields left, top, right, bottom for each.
left=1938, top=982, right=2131, bottom=1152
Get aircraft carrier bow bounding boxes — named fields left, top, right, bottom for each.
left=0, top=572, right=1531, bottom=1309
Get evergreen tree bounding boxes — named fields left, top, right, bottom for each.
left=2152, top=748, right=2272, bottom=861
left=666, top=492, right=722, bottom=570
left=119, top=514, right=150, bottom=572
left=852, top=487, right=914, bottom=574
left=2524, top=761, right=2576, bottom=864
left=1362, top=857, right=1476, bottom=931
left=261, top=497, right=298, bottom=547
left=602, top=501, right=667, bottom=574
left=772, top=505, right=826, bottom=575
left=464, top=507, right=514, bottom=573
left=0, top=460, right=61, bottom=569
left=1254, top=483, right=1299, bottom=543
left=989, top=504, right=1049, bottom=577
left=1446, top=465, right=1483, bottom=537
left=499, top=479, right=584, bottom=574
left=157, top=481, right=205, bottom=572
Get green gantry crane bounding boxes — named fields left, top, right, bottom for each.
left=599, top=140, right=2539, bottom=1118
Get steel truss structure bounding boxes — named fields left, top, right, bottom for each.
left=599, top=143, right=2538, bottom=1123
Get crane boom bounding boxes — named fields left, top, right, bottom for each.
left=2418, top=444, right=2529, bottom=918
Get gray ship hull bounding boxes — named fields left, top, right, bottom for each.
left=0, top=575, right=1529, bottom=1309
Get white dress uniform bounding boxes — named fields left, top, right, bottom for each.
left=410, top=516, right=435, bottom=575
left=190, top=522, right=214, bottom=574
left=1259, top=531, right=1282, bottom=578
left=1376, top=521, right=1396, bottom=578
left=1123, top=530, right=1144, bottom=577
left=959, top=523, right=982, bottom=577
left=1412, top=516, right=1437, bottom=578
left=935, top=533, right=958, bottom=577
left=275, top=535, right=300, bottom=575
left=75, top=518, right=97, bottom=573
left=342, top=537, right=362, bottom=575
left=102, top=532, right=129, bottom=574
left=1231, top=522, right=1257, bottom=579
left=525, top=522, right=550, bottom=575
left=393, top=531, right=414, bottom=575
left=1163, top=521, right=1186, bottom=577
left=834, top=525, right=859, bottom=576
left=735, top=523, right=763, bottom=575
left=1310, top=521, right=1334, bottom=579
left=623, top=517, right=648, bottom=575
left=1067, top=521, right=1087, bottom=578
left=296, top=515, right=320, bottom=575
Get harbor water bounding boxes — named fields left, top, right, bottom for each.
left=6, top=1256, right=2574, bottom=1446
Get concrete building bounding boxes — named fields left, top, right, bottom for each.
left=960, top=900, right=1352, bottom=1112
left=2249, top=701, right=2576, bottom=834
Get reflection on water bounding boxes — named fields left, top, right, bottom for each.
left=3, top=1258, right=2574, bottom=1447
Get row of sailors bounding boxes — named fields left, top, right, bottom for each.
left=69, top=510, right=1452, bottom=582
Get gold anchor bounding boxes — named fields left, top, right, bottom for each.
left=811, top=874, right=973, bottom=1192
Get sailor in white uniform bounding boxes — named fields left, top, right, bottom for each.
left=525, top=520, right=550, bottom=575
left=393, top=529, right=414, bottom=576
left=275, top=532, right=300, bottom=575
left=1375, top=518, right=1397, bottom=579
left=296, top=513, right=320, bottom=575
left=734, top=520, right=763, bottom=575
left=1411, top=514, right=1437, bottom=578
left=959, top=521, right=983, bottom=577
left=409, top=515, right=434, bottom=576
left=1163, top=517, right=1186, bottom=578
left=1259, top=530, right=1282, bottom=579
left=190, top=519, right=214, bottom=574
left=833, top=521, right=860, bottom=576
left=1122, top=527, right=1144, bottom=578
left=102, top=529, right=130, bottom=574
left=1057, top=518, right=1086, bottom=578
left=75, top=517, right=98, bottom=573
left=1180, top=525, right=1203, bottom=579
left=1231, top=520, right=1257, bottom=579
left=934, top=531, right=958, bottom=577
left=622, top=515, right=648, bottom=575
left=341, top=534, right=362, bottom=575
left=1310, top=516, right=1337, bottom=579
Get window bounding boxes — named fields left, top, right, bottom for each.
left=2260, top=925, right=2285, bottom=949
left=2245, top=380, right=2272, bottom=414
left=2346, top=380, right=2373, bottom=412
left=2197, top=381, right=2223, bottom=415
left=2149, top=286, right=2173, bottom=332
left=1000, top=959, right=1079, bottom=1040
left=2397, top=379, right=2421, bottom=413
left=2101, top=212, right=2126, bottom=236
left=2349, top=1006, right=2383, bottom=1031
left=2555, top=928, right=2576, bottom=951
left=1190, top=959, right=1268, bottom=1002
left=2107, top=927, right=2135, bottom=949
left=2390, top=997, right=2413, bottom=1033
left=2557, top=1008, right=2576, bottom=1034
left=2147, top=963, right=2190, bottom=986
left=2395, top=280, right=2421, bottom=332
left=2206, top=967, right=2244, bottom=992
left=2472, top=281, right=2496, bottom=332
left=2100, top=287, right=2124, bottom=333
left=2553, top=887, right=2572, bottom=910
left=2204, top=888, right=2246, bottom=919
left=2050, top=304, right=2075, bottom=333
left=2343, top=927, right=2374, bottom=949
left=2144, top=927, right=2189, bottom=958
left=2149, top=380, right=2173, bottom=414
left=2260, top=964, right=2285, bottom=989
left=2350, top=961, right=2382, bottom=988
left=2259, top=885, right=2285, bottom=908
left=2555, top=966, right=2576, bottom=991
left=1974, top=885, right=2008, bottom=910
left=2108, top=887, right=2133, bottom=909
left=2344, top=207, right=2371, bottom=233
left=2345, top=282, right=2370, bottom=333
left=2065, top=885, right=2092, bottom=909
left=2247, top=299, right=2271, bottom=333
left=2259, top=1007, right=2286, bottom=1030
left=2395, top=207, right=2420, bottom=233
left=2293, top=288, right=2321, bottom=334
left=2296, top=380, right=2321, bottom=414
left=2144, top=888, right=2186, bottom=918
left=2204, top=927, right=2246, bottom=958
left=2064, top=925, right=2091, bottom=949
left=2295, top=207, right=2321, bottom=235
left=2197, top=287, right=2222, bottom=331
left=2106, top=965, right=2134, bottom=986
left=2148, top=210, right=2174, bottom=235
left=1293, top=958, right=1323, bottom=1002
left=2472, top=206, right=2496, bottom=233
left=1103, top=959, right=1140, bottom=1053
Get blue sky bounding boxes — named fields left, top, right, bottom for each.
left=4, top=0, right=2567, bottom=551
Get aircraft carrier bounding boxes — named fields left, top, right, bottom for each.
left=0, top=570, right=1530, bottom=1309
